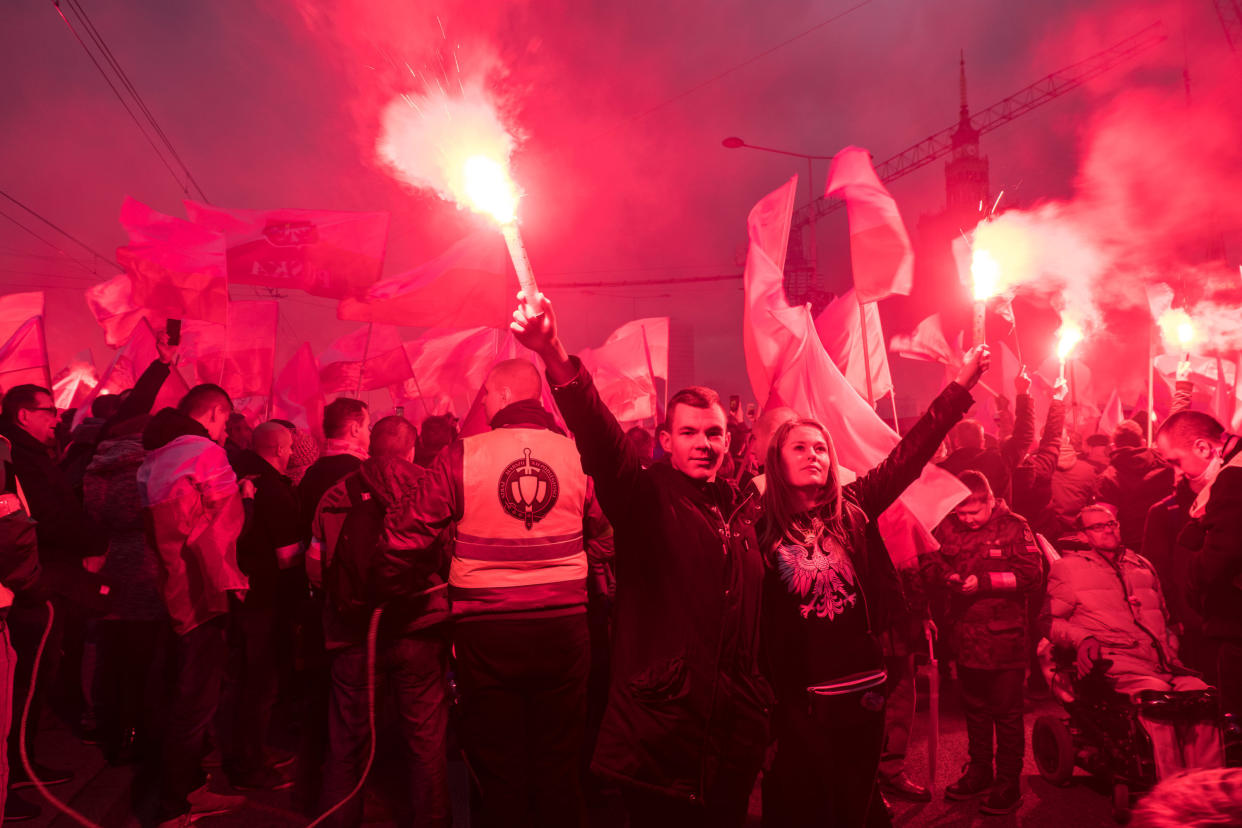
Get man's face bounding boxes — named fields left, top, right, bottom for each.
left=227, top=417, right=253, bottom=448
left=1156, top=433, right=1217, bottom=480
left=1081, top=511, right=1122, bottom=553
left=348, top=409, right=372, bottom=452
left=780, top=425, right=832, bottom=489
left=954, top=497, right=995, bottom=531
left=205, top=405, right=230, bottom=445
left=659, top=403, right=729, bottom=481
left=18, top=393, right=58, bottom=448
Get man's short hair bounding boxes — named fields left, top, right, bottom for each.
left=1076, top=502, right=1116, bottom=529
left=369, top=415, right=417, bottom=460
left=660, top=386, right=725, bottom=433
left=323, top=397, right=369, bottom=439
left=178, top=384, right=233, bottom=418
left=957, top=469, right=993, bottom=502
left=1, top=385, right=51, bottom=422
left=417, top=414, right=457, bottom=455
left=952, top=419, right=986, bottom=451
left=1156, top=410, right=1225, bottom=448
left=1085, top=433, right=1111, bottom=449
left=1113, top=420, right=1146, bottom=449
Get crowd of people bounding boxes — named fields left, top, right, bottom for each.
left=0, top=290, right=1238, bottom=828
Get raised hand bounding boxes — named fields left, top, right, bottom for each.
left=953, top=345, right=991, bottom=390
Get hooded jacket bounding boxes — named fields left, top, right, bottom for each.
left=1183, top=435, right=1242, bottom=641
left=137, top=407, right=247, bottom=635
left=1095, top=446, right=1174, bottom=553
left=84, top=432, right=165, bottom=621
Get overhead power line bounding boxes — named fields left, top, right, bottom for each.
left=0, top=188, right=122, bottom=273
left=51, top=0, right=209, bottom=202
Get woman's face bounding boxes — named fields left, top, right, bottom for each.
left=780, top=425, right=832, bottom=490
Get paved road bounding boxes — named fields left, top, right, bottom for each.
left=24, top=676, right=1126, bottom=827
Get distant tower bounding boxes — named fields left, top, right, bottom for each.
left=944, top=51, right=990, bottom=219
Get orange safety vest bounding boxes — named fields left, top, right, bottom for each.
left=451, top=427, right=589, bottom=618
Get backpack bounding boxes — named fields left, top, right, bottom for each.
left=324, top=474, right=385, bottom=631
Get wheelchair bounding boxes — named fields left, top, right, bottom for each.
left=1030, top=641, right=1221, bottom=823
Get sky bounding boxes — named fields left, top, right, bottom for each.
left=2, top=0, right=1239, bottom=415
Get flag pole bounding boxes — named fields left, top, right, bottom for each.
left=37, top=316, right=52, bottom=391
left=857, top=296, right=876, bottom=408
left=355, top=322, right=374, bottom=399
left=888, top=392, right=901, bottom=437
left=1147, top=323, right=1156, bottom=442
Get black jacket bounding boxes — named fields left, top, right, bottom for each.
left=551, top=357, right=769, bottom=803
left=1095, top=446, right=1174, bottom=553
left=235, top=450, right=303, bottom=607
left=1184, top=436, right=1242, bottom=641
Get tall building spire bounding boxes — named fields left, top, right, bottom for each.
left=959, top=49, right=969, bottom=120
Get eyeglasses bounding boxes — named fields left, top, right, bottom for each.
left=1082, top=520, right=1120, bottom=532
left=28, top=406, right=58, bottom=417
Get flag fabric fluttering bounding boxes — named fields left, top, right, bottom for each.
left=85, top=273, right=152, bottom=347
left=319, top=324, right=412, bottom=393
left=117, top=197, right=228, bottom=326
left=185, top=200, right=389, bottom=300
left=337, top=229, right=511, bottom=329
left=272, top=343, right=325, bottom=439
left=51, top=350, right=98, bottom=411
left=180, top=301, right=279, bottom=400
left=1098, top=388, right=1125, bottom=437
left=73, top=318, right=189, bottom=428
left=579, top=317, right=669, bottom=424
left=389, top=327, right=509, bottom=417
left=742, top=177, right=968, bottom=567
left=0, top=291, right=50, bottom=392
left=825, top=146, right=914, bottom=303
left=815, top=289, right=893, bottom=403
left=890, top=313, right=960, bottom=368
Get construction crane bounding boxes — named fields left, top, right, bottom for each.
left=786, top=22, right=1168, bottom=272
left=1215, top=0, right=1242, bottom=51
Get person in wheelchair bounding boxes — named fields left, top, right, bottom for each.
left=1044, top=503, right=1222, bottom=779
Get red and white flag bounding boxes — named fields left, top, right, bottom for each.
left=390, top=327, right=508, bottom=416
left=815, top=289, right=892, bottom=403
left=118, top=197, right=228, bottom=325
left=1098, top=388, right=1125, bottom=436
left=74, top=318, right=189, bottom=428
left=338, top=229, right=511, bottom=328
left=743, top=177, right=968, bottom=567
left=580, top=317, right=669, bottom=423
left=0, top=292, right=50, bottom=392
left=181, top=301, right=279, bottom=400
left=825, top=146, right=913, bottom=303
left=272, top=343, right=325, bottom=439
left=319, top=324, right=411, bottom=393
left=185, top=200, right=388, bottom=299
left=85, top=273, right=153, bottom=347
left=52, top=350, right=98, bottom=410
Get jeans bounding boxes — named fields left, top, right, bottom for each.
left=454, top=613, right=589, bottom=828
left=157, top=616, right=228, bottom=822
left=958, top=666, right=1025, bottom=784
left=763, top=697, right=889, bottom=828
left=321, top=631, right=451, bottom=828
left=878, top=653, right=916, bottom=778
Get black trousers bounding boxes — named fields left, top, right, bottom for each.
left=95, top=619, right=169, bottom=753
left=157, top=616, right=228, bottom=822
left=7, top=600, right=63, bottom=769
left=454, top=613, right=589, bottom=828
left=763, top=699, right=889, bottom=828
left=227, top=601, right=286, bottom=774
left=958, top=666, right=1025, bottom=784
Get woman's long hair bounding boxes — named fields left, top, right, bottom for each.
left=760, top=418, right=846, bottom=554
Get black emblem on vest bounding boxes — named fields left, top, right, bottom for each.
left=498, top=448, right=559, bottom=529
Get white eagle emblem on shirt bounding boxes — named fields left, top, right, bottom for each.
left=776, top=535, right=858, bottom=620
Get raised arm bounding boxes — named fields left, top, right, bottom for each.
left=846, top=346, right=988, bottom=520
left=511, top=293, right=646, bottom=525
left=1001, top=368, right=1037, bottom=470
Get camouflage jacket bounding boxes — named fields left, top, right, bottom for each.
left=921, top=501, right=1043, bottom=669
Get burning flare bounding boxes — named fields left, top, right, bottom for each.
left=970, top=247, right=1000, bottom=302
left=1056, top=322, right=1084, bottom=362
left=463, top=155, right=518, bottom=224
left=1156, top=308, right=1196, bottom=354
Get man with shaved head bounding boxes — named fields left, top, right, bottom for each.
left=378, top=357, right=609, bottom=828
left=222, top=419, right=303, bottom=791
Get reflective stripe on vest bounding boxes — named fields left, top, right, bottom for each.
left=451, top=427, right=588, bottom=616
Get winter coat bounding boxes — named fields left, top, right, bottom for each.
left=1141, top=480, right=1199, bottom=635
left=235, top=450, right=303, bottom=608
left=939, top=445, right=1010, bottom=501
left=137, top=408, right=247, bottom=635
left=923, top=501, right=1043, bottom=670
left=761, top=381, right=975, bottom=699
left=1183, top=436, right=1242, bottom=641
left=310, top=456, right=450, bottom=649
left=1012, top=399, right=1064, bottom=537
left=1044, top=547, right=1183, bottom=677
left=0, top=435, right=41, bottom=617
left=83, top=434, right=165, bottom=621
left=550, top=357, right=770, bottom=803
left=1049, top=458, right=1098, bottom=540
left=1095, top=447, right=1174, bottom=553
left=298, top=452, right=363, bottom=544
